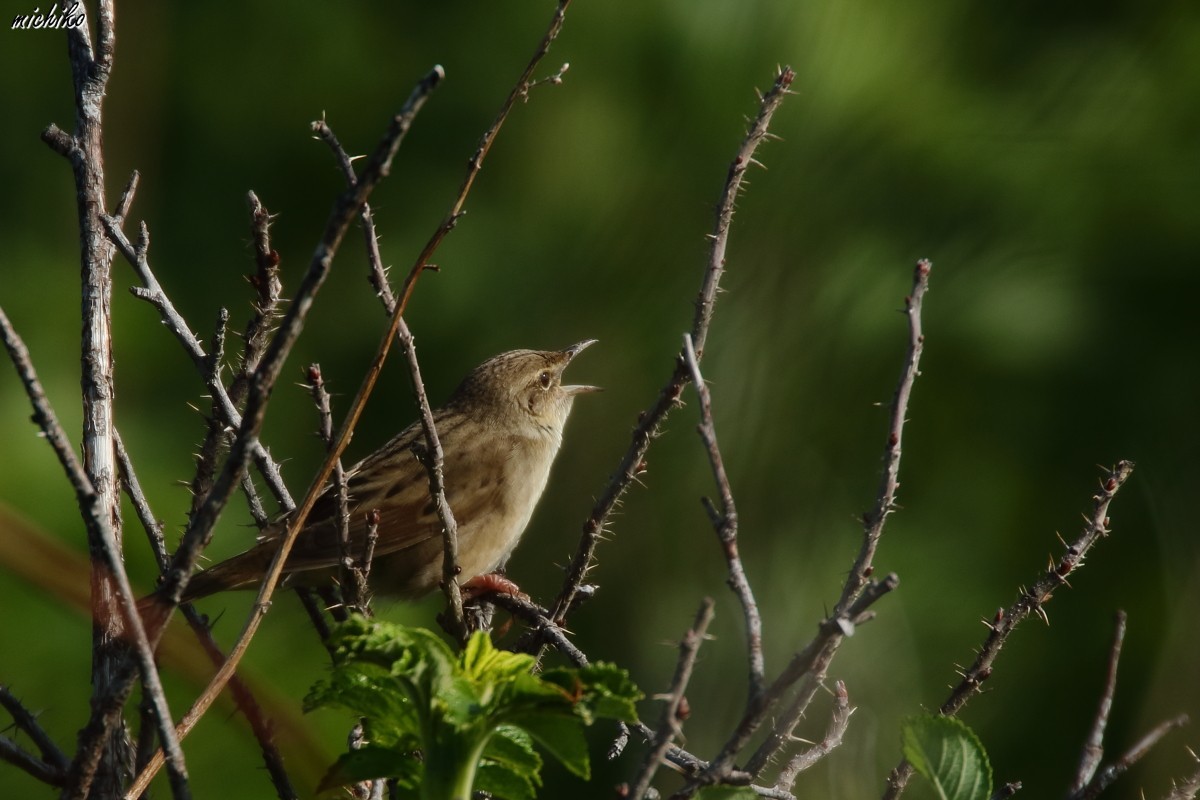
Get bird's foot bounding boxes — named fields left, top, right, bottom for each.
left=461, top=572, right=526, bottom=601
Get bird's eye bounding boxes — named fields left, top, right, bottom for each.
left=538, top=370, right=552, bottom=389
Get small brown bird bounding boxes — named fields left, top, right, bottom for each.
left=180, top=340, right=599, bottom=602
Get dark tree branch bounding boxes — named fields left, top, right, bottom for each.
left=0, top=735, right=65, bottom=787
left=546, top=66, right=796, bottom=633
left=882, top=460, right=1137, bottom=799
left=629, top=598, right=715, bottom=800
left=682, top=333, right=765, bottom=700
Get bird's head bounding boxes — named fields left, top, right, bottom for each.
left=451, top=340, right=600, bottom=436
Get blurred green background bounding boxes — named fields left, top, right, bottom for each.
left=2, top=1, right=1199, bottom=798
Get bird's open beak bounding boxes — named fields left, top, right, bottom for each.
left=562, top=339, right=601, bottom=395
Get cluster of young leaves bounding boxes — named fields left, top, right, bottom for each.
left=305, top=616, right=641, bottom=800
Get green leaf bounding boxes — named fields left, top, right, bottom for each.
left=696, top=788, right=760, bottom=800
left=483, top=726, right=542, bottom=777
left=309, top=618, right=643, bottom=798
left=510, top=712, right=591, bottom=779
left=901, top=715, right=992, bottom=800
left=474, top=761, right=538, bottom=800
left=315, top=744, right=421, bottom=793
left=540, top=661, right=642, bottom=723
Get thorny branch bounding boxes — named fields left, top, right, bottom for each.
left=115, top=433, right=299, bottom=799
left=545, top=64, right=797, bottom=634
left=0, top=686, right=70, bottom=784
left=882, top=460, right=1137, bottom=799
left=628, top=599, right=715, bottom=800
left=125, top=66, right=443, bottom=799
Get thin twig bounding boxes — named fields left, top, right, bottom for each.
left=882, top=460, right=1137, bottom=799
left=546, top=66, right=795, bottom=633
left=312, top=118, right=458, bottom=633
left=682, top=333, right=765, bottom=700
left=306, top=363, right=358, bottom=616
left=774, top=681, right=853, bottom=790
left=106, top=219, right=293, bottom=512
left=397, top=322, right=467, bottom=642
left=738, top=260, right=932, bottom=779
left=229, top=191, right=284, bottom=407
left=672, top=262, right=929, bottom=795
left=1071, top=611, right=1127, bottom=793
left=1074, top=714, right=1190, bottom=800
left=0, top=686, right=70, bottom=774
left=628, top=598, right=715, bottom=800
left=487, top=593, right=589, bottom=668
left=0, top=735, right=65, bottom=786
left=115, top=430, right=298, bottom=800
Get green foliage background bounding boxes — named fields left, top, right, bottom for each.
left=2, top=1, right=1198, bottom=797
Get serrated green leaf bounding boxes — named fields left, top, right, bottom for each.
left=901, top=715, right=992, bottom=800
left=315, top=744, right=421, bottom=793
left=474, top=761, right=538, bottom=800
left=511, top=712, right=591, bottom=779
left=483, top=726, right=542, bottom=777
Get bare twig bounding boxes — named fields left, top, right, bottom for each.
left=1073, top=715, right=1190, bottom=800
left=1071, top=611, right=1127, bottom=793
left=312, top=117, right=463, bottom=637
left=546, top=66, right=796, bottom=632
left=229, top=191, right=284, bottom=407
left=673, top=261, right=929, bottom=794
left=306, top=363, right=359, bottom=615
left=397, top=323, right=467, bottom=642
left=629, top=598, right=715, bottom=800
left=487, top=593, right=589, bottom=669
left=774, top=681, right=853, bottom=790
left=105, top=219, right=293, bottom=512
left=682, top=333, right=765, bottom=700
left=115, top=431, right=298, bottom=799
left=882, top=460, right=1137, bottom=799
